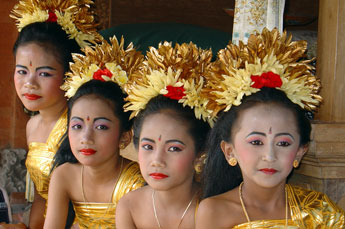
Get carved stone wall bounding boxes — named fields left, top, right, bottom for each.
left=289, top=123, right=345, bottom=210
left=0, top=148, right=27, bottom=195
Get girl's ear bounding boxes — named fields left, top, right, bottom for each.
left=221, top=140, right=234, bottom=161
left=295, top=144, right=309, bottom=163
left=119, top=130, right=133, bottom=149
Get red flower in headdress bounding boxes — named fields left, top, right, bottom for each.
left=164, top=85, right=186, bottom=100
left=46, top=11, right=58, bottom=23
left=251, top=71, right=282, bottom=89
left=93, top=68, right=113, bottom=81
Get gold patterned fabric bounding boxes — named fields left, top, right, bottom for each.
left=25, top=109, right=67, bottom=201
left=232, top=0, right=285, bottom=45
left=234, top=185, right=345, bottom=228
left=73, top=162, right=145, bottom=228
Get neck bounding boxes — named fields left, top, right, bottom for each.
left=154, top=179, right=198, bottom=209
left=38, top=99, right=66, bottom=124
left=241, top=181, right=286, bottom=209
left=83, top=154, right=123, bottom=184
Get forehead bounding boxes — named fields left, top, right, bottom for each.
left=141, top=112, right=190, bottom=137
left=15, top=43, right=61, bottom=65
left=71, top=96, right=115, bottom=118
left=236, top=104, right=298, bottom=133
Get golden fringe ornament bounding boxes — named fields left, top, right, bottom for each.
left=61, top=36, right=144, bottom=98
left=124, top=42, right=215, bottom=125
left=10, top=0, right=102, bottom=47
left=204, top=28, right=322, bottom=118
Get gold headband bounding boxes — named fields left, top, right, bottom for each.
left=61, top=36, right=144, bottom=98
left=204, top=28, right=322, bottom=118
left=10, top=0, right=102, bottom=47
left=124, top=41, right=215, bottom=125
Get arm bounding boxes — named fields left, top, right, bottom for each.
left=28, top=188, right=45, bottom=229
left=115, top=195, right=136, bottom=229
left=43, top=166, right=70, bottom=229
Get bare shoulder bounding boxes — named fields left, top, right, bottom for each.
left=118, top=185, right=149, bottom=208
left=116, top=185, right=150, bottom=228
left=51, top=163, right=80, bottom=183
left=197, top=193, right=230, bottom=219
left=117, top=186, right=151, bottom=217
left=196, top=189, right=243, bottom=228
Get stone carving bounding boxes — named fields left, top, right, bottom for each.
left=0, top=148, right=27, bottom=195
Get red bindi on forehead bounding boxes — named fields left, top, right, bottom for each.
left=86, top=116, right=90, bottom=121
left=158, top=135, right=162, bottom=142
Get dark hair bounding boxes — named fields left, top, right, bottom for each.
left=13, top=22, right=80, bottom=73
left=202, top=87, right=311, bottom=198
left=53, top=80, right=132, bottom=168
left=133, top=95, right=210, bottom=155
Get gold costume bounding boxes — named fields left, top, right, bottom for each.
left=234, top=185, right=345, bottom=228
left=73, top=162, right=145, bottom=228
left=25, top=109, right=67, bottom=201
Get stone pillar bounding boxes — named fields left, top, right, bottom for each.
left=290, top=0, right=345, bottom=210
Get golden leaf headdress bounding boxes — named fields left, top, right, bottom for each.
left=124, top=41, right=215, bottom=125
left=10, top=0, right=102, bottom=47
left=61, top=36, right=144, bottom=98
left=204, top=28, right=322, bottom=118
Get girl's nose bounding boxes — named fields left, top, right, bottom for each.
left=150, top=148, right=166, bottom=168
left=80, top=127, right=94, bottom=145
left=262, top=145, right=277, bottom=162
left=24, top=74, right=38, bottom=90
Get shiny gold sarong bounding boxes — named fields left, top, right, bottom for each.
left=25, top=109, right=67, bottom=201
left=73, top=162, right=145, bottom=228
left=233, top=185, right=345, bottom=228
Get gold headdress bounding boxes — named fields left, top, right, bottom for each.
left=10, top=0, right=102, bottom=47
left=61, top=36, right=144, bottom=98
left=204, top=28, right=322, bottom=117
left=124, top=41, right=215, bottom=125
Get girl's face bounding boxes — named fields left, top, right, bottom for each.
left=222, top=104, right=306, bottom=188
left=138, top=112, right=196, bottom=191
left=14, top=43, right=66, bottom=112
left=68, top=96, right=122, bottom=167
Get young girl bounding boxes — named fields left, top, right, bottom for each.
left=116, top=42, right=212, bottom=228
left=11, top=0, right=100, bottom=227
left=44, top=37, right=145, bottom=228
left=196, top=28, right=345, bottom=228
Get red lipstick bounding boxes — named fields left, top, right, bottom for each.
left=260, top=168, right=277, bottom=175
left=149, top=173, right=168, bottom=180
left=24, top=93, right=42, bottom=100
left=80, top=148, right=96, bottom=156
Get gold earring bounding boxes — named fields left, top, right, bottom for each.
left=228, top=157, right=237, bottom=166
left=194, top=163, right=202, bottom=174
left=119, top=143, right=126, bottom=149
left=293, top=160, right=299, bottom=168
left=194, top=154, right=206, bottom=174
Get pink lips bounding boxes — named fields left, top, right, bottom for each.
left=260, top=168, right=277, bottom=175
left=149, top=173, right=168, bottom=180
left=24, top=93, right=42, bottom=100
left=80, top=148, right=96, bottom=156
